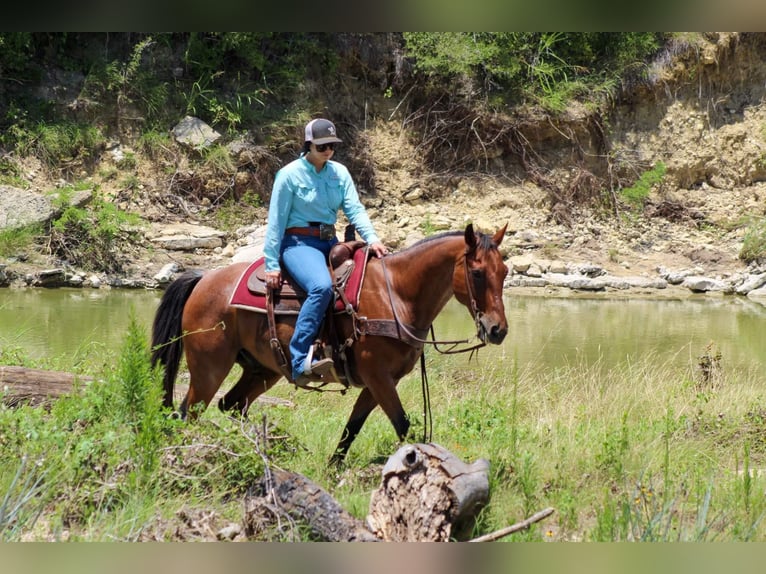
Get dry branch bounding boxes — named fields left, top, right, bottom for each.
left=468, top=507, right=555, bottom=542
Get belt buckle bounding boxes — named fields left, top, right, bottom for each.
left=319, top=223, right=336, bottom=240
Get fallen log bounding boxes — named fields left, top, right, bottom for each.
left=0, top=365, right=92, bottom=406
left=0, top=365, right=294, bottom=409
left=243, top=467, right=379, bottom=541
left=243, top=443, right=552, bottom=542
left=367, top=443, right=491, bottom=541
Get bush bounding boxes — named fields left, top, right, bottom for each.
left=620, top=162, right=666, bottom=208
left=740, top=217, right=766, bottom=263
left=49, top=197, right=142, bottom=272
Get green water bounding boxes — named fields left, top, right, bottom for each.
left=434, top=293, right=766, bottom=374
left=1, top=288, right=765, bottom=375
left=0, top=288, right=162, bottom=360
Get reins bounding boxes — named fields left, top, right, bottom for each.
left=378, top=256, right=488, bottom=355
left=379, top=253, right=489, bottom=443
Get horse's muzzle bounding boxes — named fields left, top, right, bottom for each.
left=478, top=314, right=507, bottom=345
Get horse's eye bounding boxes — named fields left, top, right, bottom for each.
left=471, top=269, right=484, bottom=279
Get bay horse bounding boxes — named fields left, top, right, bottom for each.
left=150, top=223, right=509, bottom=465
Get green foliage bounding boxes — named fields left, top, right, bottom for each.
left=183, top=73, right=266, bottom=133
left=8, top=121, right=105, bottom=170
left=49, top=197, right=142, bottom=272
left=419, top=214, right=437, bottom=236
left=0, top=224, right=42, bottom=258
left=739, top=217, right=766, bottom=263
left=0, top=456, right=47, bottom=540
left=403, top=32, right=664, bottom=107
left=595, top=412, right=630, bottom=479
left=199, top=144, right=236, bottom=175
left=78, top=35, right=173, bottom=130
left=0, top=33, right=34, bottom=77
left=620, top=161, right=666, bottom=207
left=0, top=155, right=26, bottom=188
left=114, top=312, right=166, bottom=480
left=214, top=190, right=262, bottom=231
left=178, top=32, right=342, bottom=130
left=136, top=130, right=174, bottom=160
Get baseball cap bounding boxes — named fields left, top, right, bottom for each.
left=304, top=118, right=343, bottom=145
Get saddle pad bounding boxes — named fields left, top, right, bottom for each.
left=229, top=249, right=369, bottom=314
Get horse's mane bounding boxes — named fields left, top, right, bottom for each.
left=393, top=228, right=497, bottom=257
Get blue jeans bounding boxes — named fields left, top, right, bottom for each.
left=280, top=234, right=337, bottom=380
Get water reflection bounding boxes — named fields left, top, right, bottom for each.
left=1, top=288, right=765, bottom=375
left=0, top=288, right=162, bottom=359
left=433, top=294, right=766, bottom=374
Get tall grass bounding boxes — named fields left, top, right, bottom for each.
left=1, top=323, right=765, bottom=540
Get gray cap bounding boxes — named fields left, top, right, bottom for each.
left=304, top=118, right=343, bottom=145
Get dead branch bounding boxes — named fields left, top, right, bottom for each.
left=468, top=507, right=555, bottom=542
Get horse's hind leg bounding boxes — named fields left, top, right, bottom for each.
left=219, top=351, right=281, bottom=415
left=181, top=348, right=238, bottom=420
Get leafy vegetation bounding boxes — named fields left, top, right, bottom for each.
left=402, top=32, right=665, bottom=109
left=739, top=217, right=766, bottom=263
left=0, top=224, right=41, bottom=259
left=49, top=193, right=142, bottom=272
left=619, top=161, right=667, bottom=208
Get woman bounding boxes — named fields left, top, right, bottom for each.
left=263, top=118, right=389, bottom=384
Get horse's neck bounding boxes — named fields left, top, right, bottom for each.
left=386, top=236, right=462, bottom=324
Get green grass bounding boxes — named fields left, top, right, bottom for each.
left=1, top=323, right=766, bottom=541
left=740, top=217, right=766, bottom=263
left=0, top=224, right=41, bottom=258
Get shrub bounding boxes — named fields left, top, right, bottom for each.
left=0, top=224, right=42, bottom=259
left=620, top=162, right=666, bottom=208
left=49, top=198, right=142, bottom=272
left=740, top=217, right=766, bottom=264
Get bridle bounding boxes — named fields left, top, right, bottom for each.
left=379, top=248, right=490, bottom=355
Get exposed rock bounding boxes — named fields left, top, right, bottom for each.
left=153, top=262, right=181, bottom=284
left=148, top=222, right=226, bottom=251
left=736, top=272, right=766, bottom=295
left=0, top=186, right=54, bottom=229
left=681, top=275, right=731, bottom=293
left=171, top=116, right=221, bottom=149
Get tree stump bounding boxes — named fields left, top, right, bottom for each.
left=243, top=443, right=491, bottom=542
left=366, top=443, right=490, bottom=541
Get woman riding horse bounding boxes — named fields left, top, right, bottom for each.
left=152, top=222, right=509, bottom=465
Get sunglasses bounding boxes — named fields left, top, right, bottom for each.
left=315, top=143, right=336, bottom=152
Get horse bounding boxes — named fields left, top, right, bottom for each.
left=150, top=223, right=509, bottom=465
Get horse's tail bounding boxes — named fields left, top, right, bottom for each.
left=151, top=270, right=204, bottom=409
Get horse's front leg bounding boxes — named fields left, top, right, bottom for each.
left=331, top=387, right=378, bottom=466
left=330, top=376, right=410, bottom=467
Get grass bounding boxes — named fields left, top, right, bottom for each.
left=1, top=320, right=766, bottom=541
left=0, top=224, right=42, bottom=259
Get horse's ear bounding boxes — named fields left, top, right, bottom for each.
left=492, top=223, right=508, bottom=246
left=464, top=223, right=477, bottom=251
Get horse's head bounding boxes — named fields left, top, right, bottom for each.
left=455, top=223, right=509, bottom=345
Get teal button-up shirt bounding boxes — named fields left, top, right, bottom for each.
left=264, top=155, right=380, bottom=272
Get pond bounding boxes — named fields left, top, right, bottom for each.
left=1, top=287, right=765, bottom=376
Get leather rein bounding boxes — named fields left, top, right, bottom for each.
left=376, top=250, right=489, bottom=356
left=373, top=250, right=490, bottom=444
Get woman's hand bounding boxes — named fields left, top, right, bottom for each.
left=369, top=241, right=389, bottom=258
left=265, top=270, right=282, bottom=289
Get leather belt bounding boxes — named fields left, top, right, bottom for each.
left=285, top=226, right=321, bottom=237
left=285, top=225, right=336, bottom=240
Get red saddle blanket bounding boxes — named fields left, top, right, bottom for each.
left=229, top=247, right=369, bottom=314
